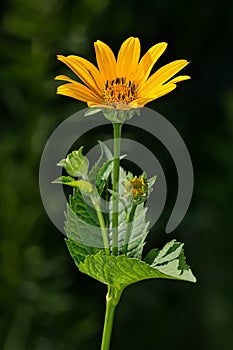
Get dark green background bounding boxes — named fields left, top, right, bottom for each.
left=1, top=0, right=233, bottom=349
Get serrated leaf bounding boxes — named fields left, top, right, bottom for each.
left=89, top=141, right=113, bottom=182
left=150, top=240, right=196, bottom=282
left=65, top=188, right=105, bottom=248
left=178, top=249, right=190, bottom=272
left=65, top=238, right=102, bottom=265
left=69, top=189, right=99, bottom=225
left=74, top=249, right=196, bottom=289
left=151, top=239, right=183, bottom=266
left=155, top=258, right=195, bottom=282
left=95, top=156, right=126, bottom=196
left=144, top=248, right=159, bottom=265
left=95, top=159, right=114, bottom=195
left=109, top=167, right=149, bottom=258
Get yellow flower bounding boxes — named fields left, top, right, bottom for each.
left=128, top=176, right=147, bottom=199
left=124, top=174, right=149, bottom=203
left=55, top=37, right=190, bottom=109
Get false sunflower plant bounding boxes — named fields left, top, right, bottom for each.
left=53, top=37, right=196, bottom=350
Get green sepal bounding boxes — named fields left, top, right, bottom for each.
left=135, top=108, right=141, bottom=117
left=102, top=108, right=139, bottom=123
left=84, top=108, right=103, bottom=116
left=147, top=175, right=157, bottom=188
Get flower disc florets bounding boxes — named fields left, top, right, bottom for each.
left=124, top=173, right=148, bottom=204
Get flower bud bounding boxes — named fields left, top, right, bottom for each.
left=57, top=146, right=89, bottom=177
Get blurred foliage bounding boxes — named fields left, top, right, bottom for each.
left=0, top=0, right=233, bottom=349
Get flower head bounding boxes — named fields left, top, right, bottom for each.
left=56, top=37, right=190, bottom=109
left=123, top=172, right=156, bottom=204
left=125, top=175, right=147, bottom=200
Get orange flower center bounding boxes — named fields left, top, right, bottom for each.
left=130, top=177, right=146, bottom=198
left=125, top=176, right=147, bottom=199
left=102, top=77, right=137, bottom=104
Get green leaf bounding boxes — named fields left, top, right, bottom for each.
left=72, top=247, right=196, bottom=289
left=65, top=238, right=102, bottom=265
left=52, top=176, right=79, bottom=187
left=149, top=240, right=196, bottom=282
left=144, top=248, right=159, bottom=265
left=52, top=177, right=94, bottom=193
left=109, top=167, right=149, bottom=258
left=69, top=189, right=99, bottom=225
left=89, top=141, right=113, bottom=182
left=65, top=188, right=104, bottom=248
left=123, top=203, right=149, bottom=258
left=178, top=249, right=190, bottom=272
left=95, top=155, right=127, bottom=195
left=95, top=159, right=114, bottom=195
left=151, top=239, right=183, bottom=266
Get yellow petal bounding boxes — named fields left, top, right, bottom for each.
left=134, top=83, right=177, bottom=106
left=87, top=101, right=113, bottom=108
left=57, top=55, right=103, bottom=96
left=68, top=55, right=105, bottom=87
left=57, top=82, right=102, bottom=104
left=167, top=75, right=191, bottom=84
left=55, top=75, right=79, bottom=84
left=135, top=42, right=167, bottom=83
left=94, top=40, right=117, bottom=81
left=117, top=37, right=141, bottom=80
left=139, top=60, right=189, bottom=95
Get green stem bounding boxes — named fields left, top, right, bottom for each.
left=112, top=122, right=122, bottom=255
left=122, top=202, right=137, bottom=255
left=101, top=285, right=123, bottom=350
left=92, top=199, right=110, bottom=255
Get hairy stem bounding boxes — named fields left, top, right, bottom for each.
left=101, top=285, right=123, bottom=350
left=112, top=122, right=122, bottom=255
left=92, top=199, right=110, bottom=255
